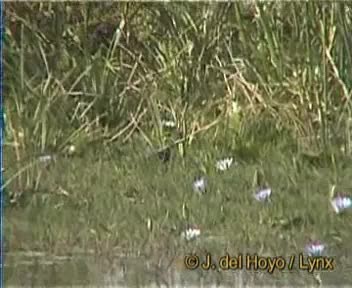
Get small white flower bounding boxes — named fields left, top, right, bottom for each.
left=331, top=195, right=352, bottom=214
left=181, top=225, right=201, bottom=241
left=305, top=241, right=325, bottom=257
left=161, top=120, right=176, bottom=128
left=254, top=188, right=272, bottom=202
left=216, top=157, right=234, bottom=171
left=68, top=145, right=76, bottom=154
left=231, top=101, right=241, bottom=115
left=193, top=176, right=207, bottom=194
left=38, top=154, right=54, bottom=163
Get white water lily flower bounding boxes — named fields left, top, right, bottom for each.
left=331, top=195, right=352, bottom=214
left=216, top=157, right=234, bottom=171
left=305, top=241, right=325, bottom=257
left=254, top=188, right=272, bottom=202
left=181, top=225, right=201, bottom=241
left=193, top=176, right=207, bottom=195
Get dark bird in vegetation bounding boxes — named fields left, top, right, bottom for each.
left=144, top=147, right=171, bottom=164
left=92, top=22, right=116, bottom=42
left=89, top=22, right=118, bottom=53
left=157, top=147, right=171, bottom=163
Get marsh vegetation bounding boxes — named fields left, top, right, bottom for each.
left=3, top=2, right=352, bottom=286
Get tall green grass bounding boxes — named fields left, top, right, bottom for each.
left=5, top=2, right=352, bottom=160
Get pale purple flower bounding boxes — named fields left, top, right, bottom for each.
left=305, top=241, right=325, bottom=257
left=254, top=187, right=272, bottom=202
left=331, top=195, right=352, bottom=214
left=216, top=157, right=234, bottom=171
left=193, top=176, right=207, bottom=195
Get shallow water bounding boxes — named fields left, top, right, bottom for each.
left=4, top=251, right=352, bottom=287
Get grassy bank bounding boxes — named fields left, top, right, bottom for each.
left=3, top=1, right=352, bottom=285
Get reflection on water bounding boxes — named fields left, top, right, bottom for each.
left=4, top=251, right=352, bottom=287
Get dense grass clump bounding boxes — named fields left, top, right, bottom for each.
left=3, top=2, right=352, bottom=286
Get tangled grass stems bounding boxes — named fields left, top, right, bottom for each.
left=3, top=2, right=352, bottom=286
